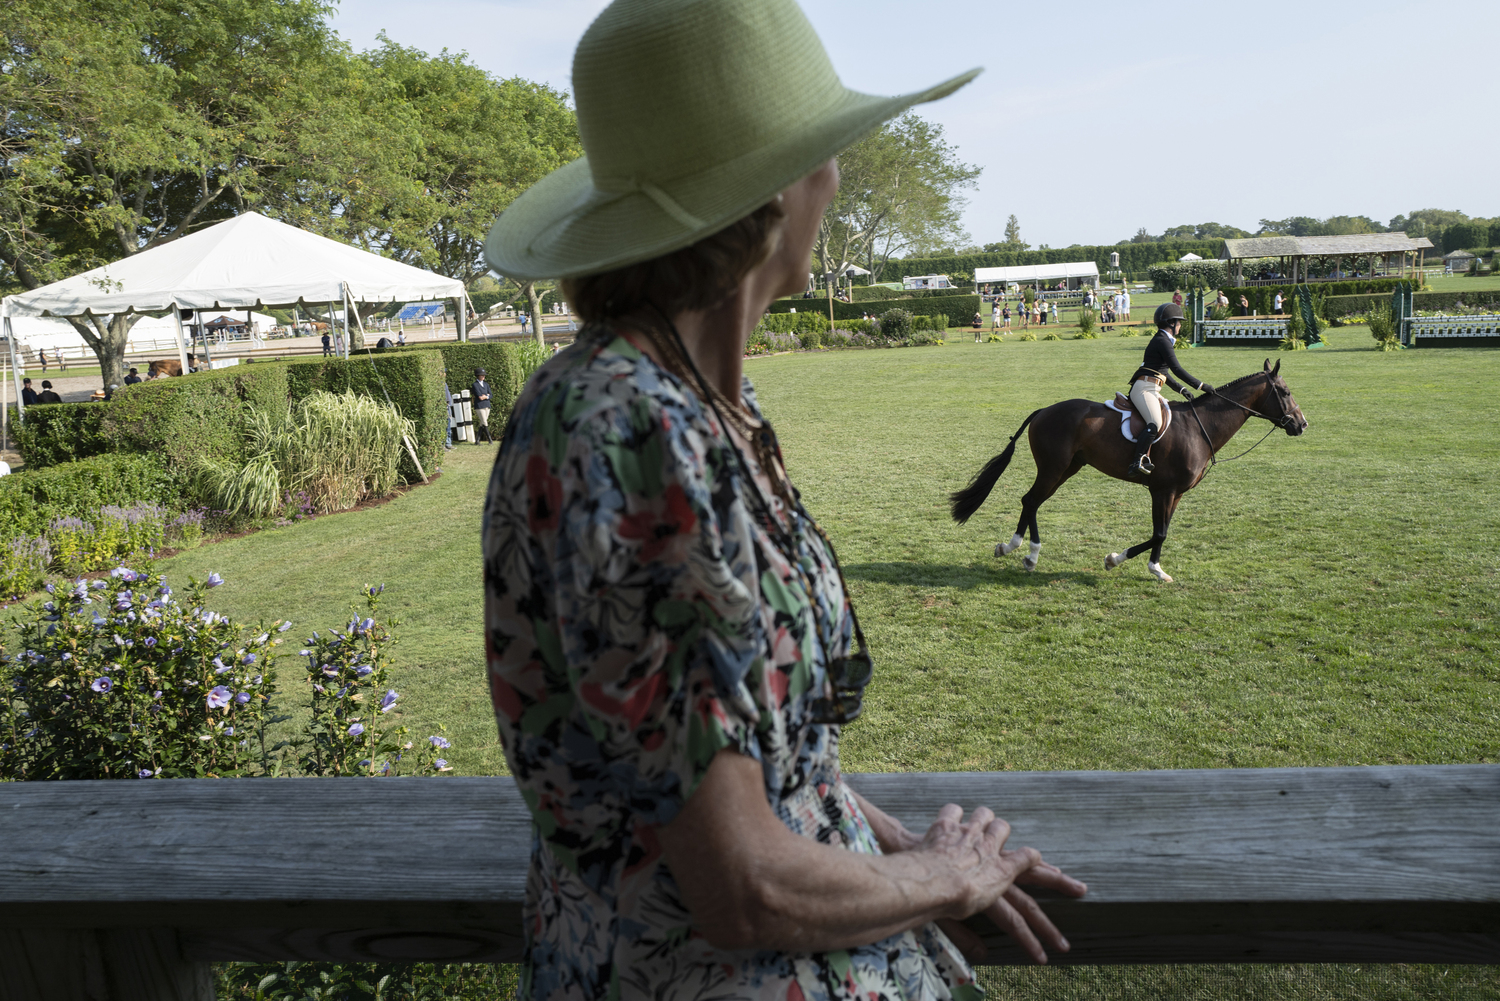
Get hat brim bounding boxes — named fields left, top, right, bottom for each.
left=485, top=68, right=981, bottom=281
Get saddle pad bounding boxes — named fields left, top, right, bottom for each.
left=1103, top=398, right=1172, bottom=443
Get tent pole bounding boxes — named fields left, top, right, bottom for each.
left=458, top=293, right=468, bottom=344
left=197, top=311, right=213, bottom=368
left=3, top=313, right=23, bottom=438
left=170, top=303, right=191, bottom=375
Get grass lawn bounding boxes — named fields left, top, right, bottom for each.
left=151, top=333, right=1498, bottom=997
left=156, top=332, right=1499, bottom=776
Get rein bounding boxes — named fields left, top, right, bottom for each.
left=1186, top=382, right=1287, bottom=472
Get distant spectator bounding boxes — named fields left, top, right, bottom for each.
left=397, top=329, right=407, bottom=346
left=1002, top=304, right=1011, bottom=328
left=1239, top=294, right=1251, bottom=317
left=1172, top=289, right=1183, bottom=307
left=21, top=378, right=38, bottom=406
left=38, top=350, right=48, bottom=372
left=123, top=368, right=142, bottom=385
left=471, top=368, right=492, bottom=444
left=38, top=380, right=62, bottom=404
left=101, top=383, right=119, bottom=402
left=518, top=312, right=530, bottom=336
left=1120, top=290, right=1131, bottom=320
left=321, top=331, right=332, bottom=356
left=1273, top=292, right=1284, bottom=313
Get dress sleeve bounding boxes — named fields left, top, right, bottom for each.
left=547, top=394, right=761, bottom=827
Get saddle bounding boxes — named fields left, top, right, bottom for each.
left=1105, top=392, right=1174, bottom=443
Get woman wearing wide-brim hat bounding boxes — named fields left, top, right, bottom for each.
left=482, top=1, right=1085, bottom=996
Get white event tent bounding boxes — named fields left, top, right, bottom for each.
left=974, top=261, right=1100, bottom=290
left=0, top=212, right=465, bottom=411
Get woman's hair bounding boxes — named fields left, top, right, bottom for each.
left=562, top=199, right=787, bottom=332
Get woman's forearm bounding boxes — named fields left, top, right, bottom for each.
left=659, top=750, right=1028, bottom=953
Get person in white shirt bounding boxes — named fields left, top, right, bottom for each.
left=1273, top=292, right=1284, bottom=313
left=1120, top=291, right=1131, bottom=320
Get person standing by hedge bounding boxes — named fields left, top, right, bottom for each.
left=124, top=368, right=142, bottom=385
left=471, top=368, right=492, bottom=444
left=321, top=330, right=332, bottom=357
left=21, top=378, right=37, bottom=406
left=37, top=380, right=61, bottom=404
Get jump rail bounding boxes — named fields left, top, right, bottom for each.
left=1196, top=318, right=1290, bottom=343
left=1, top=764, right=1496, bottom=1000
left=1404, top=313, right=1500, bottom=346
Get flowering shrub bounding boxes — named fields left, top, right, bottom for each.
left=0, top=567, right=281, bottom=779
left=0, top=568, right=451, bottom=781
left=0, top=535, right=51, bottom=600
left=291, top=584, right=447, bottom=777
left=47, top=503, right=168, bottom=577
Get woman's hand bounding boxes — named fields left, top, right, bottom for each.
left=853, top=792, right=1087, bottom=964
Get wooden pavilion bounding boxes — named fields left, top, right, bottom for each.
left=1218, top=233, right=1435, bottom=284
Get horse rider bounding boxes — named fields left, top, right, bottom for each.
left=1128, top=302, right=1213, bottom=476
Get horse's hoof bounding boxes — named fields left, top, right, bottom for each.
left=1105, top=553, right=1123, bottom=570
left=994, top=542, right=1005, bottom=558
left=997, top=534, right=1023, bottom=557
left=1022, top=557, right=1038, bottom=572
left=1148, top=562, right=1173, bottom=582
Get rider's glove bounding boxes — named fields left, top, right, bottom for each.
left=1180, top=388, right=1195, bottom=401
left=1199, top=383, right=1214, bottom=394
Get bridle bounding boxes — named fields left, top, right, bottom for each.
left=1186, top=374, right=1298, bottom=470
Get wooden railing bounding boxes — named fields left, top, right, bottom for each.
left=1, top=765, right=1496, bottom=999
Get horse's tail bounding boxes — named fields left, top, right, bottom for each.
left=950, top=409, right=1040, bottom=524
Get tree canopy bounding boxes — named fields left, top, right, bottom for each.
left=0, top=0, right=580, bottom=379
left=813, top=113, right=980, bottom=285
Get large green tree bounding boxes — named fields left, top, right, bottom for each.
left=812, top=113, right=980, bottom=286
left=1, top=0, right=372, bottom=384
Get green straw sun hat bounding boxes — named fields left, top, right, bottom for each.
left=484, top=0, right=980, bottom=281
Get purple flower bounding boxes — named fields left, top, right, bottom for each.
left=428, top=735, right=451, bottom=749
left=355, top=665, right=373, bottom=678
left=212, top=657, right=227, bottom=672
left=242, top=653, right=257, bottom=665
left=360, top=618, right=375, bottom=633
left=379, top=689, right=399, bottom=712
left=90, top=580, right=106, bottom=590
left=144, top=636, right=157, bottom=648
left=434, top=759, right=448, bottom=770
left=277, top=621, right=292, bottom=632
left=90, top=677, right=112, bottom=693
left=299, top=649, right=311, bottom=656
left=253, top=633, right=268, bottom=646
left=137, top=768, right=156, bottom=779
left=234, top=691, right=251, bottom=704
left=313, top=684, right=325, bottom=694
left=205, top=572, right=224, bottom=588
left=153, top=691, right=163, bottom=699
left=321, top=665, right=338, bottom=677
left=347, top=723, right=365, bottom=737
left=206, top=686, right=231, bottom=709
left=45, top=582, right=55, bottom=594
left=223, top=726, right=235, bottom=736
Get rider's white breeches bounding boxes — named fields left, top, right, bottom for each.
left=1129, top=379, right=1165, bottom=428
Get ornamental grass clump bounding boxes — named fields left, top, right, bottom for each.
left=1367, top=304, right=1401, bottom=351
left=1075, top=307, right=1097, bottom=338
left=0, top=567, right=283, bottom=780
left=200, top=391, right=414, bottom=519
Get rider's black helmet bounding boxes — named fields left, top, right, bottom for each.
left=1154, top=302, right=1186, bottom=327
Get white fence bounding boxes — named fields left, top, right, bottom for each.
left=1404, top=313, right=1500, bottom=345
left=1196, top=318, right=1290, bottom=342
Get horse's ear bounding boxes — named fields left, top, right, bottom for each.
left=1272, top=359, right=1281, bottom=376
left=1263, top=358, right=1272, bottom=372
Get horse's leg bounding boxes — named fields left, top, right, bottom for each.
left=1105, top=489, right=1177, bottom=580
left=1146, top=491, right=1183, bottom=582
left=999, top=454, right=1085, bottom=570
left=996, top=512, right=1028, bottom=557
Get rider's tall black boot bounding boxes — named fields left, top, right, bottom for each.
left=1131, top=423, right=1159, bottom=476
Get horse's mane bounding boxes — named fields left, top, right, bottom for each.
left=1216, top=370, right=1269, bottom=392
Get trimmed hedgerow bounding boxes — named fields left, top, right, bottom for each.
left=285, top=352, right=445, bottom=483
left=13, top=403, right=111, bottom=468
left=767, top=294, right=978, bottom=324
left=101, top=364, right=291, bottom=474
left=383, top=341, right=549, bottom=427
left=1324, top=289, right=1500, bottom=322
left=0, top=453, right=176, bottom=538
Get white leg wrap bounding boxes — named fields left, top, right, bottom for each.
left=1148, top=561, right=1173, bottom=582
left=998, top=533, right=1024, bottom=556
left=1022, top=541, right=1041, bottom=571
left=1105, top=552, right=1123, bottom=570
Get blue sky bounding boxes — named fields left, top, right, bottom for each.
left=330, top=0, right=1499, bottom=249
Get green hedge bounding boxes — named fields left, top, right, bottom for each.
left=13, top=403, right=110, bottom=468
left=1325, top=289, right=1500, bottom=322
left=15, top=364, right=290, bottom=472
left=847, top=285, right=972, bottom=302
left=1224, top=278, right=1406, bottom=301
left=383, top=341, right=550, bottom=425
left=0, top=453, right=176, bottom=538
left=768, top=294, right=979, bottom=324
left=883, top=242, right=1220, bottom=284
left=285, top=352, right=445, bottom=482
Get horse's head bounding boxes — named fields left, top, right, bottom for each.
left=1260, top=358, right=1308, bottom=436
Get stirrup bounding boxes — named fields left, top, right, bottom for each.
left=1131, top=454, right=1154, bottom=475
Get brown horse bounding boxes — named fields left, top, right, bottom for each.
left=950, top=359, right=1308, bottom=582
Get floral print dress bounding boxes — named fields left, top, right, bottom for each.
left=482, top=329, right=980, bottom=1001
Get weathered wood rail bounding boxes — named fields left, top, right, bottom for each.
left=1, top=764, right=1497, bottom=999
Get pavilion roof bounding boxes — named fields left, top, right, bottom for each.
left=1219, top=233, right=1435, bottom=260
